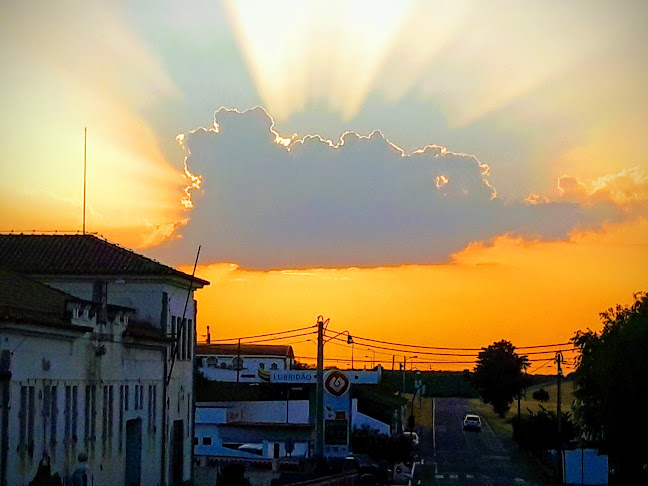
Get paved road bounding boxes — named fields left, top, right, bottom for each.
left=431, top=397, right=542, bottom=485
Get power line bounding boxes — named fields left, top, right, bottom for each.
left=324, top=335, right=575, bottom=357
left=343, top=331, right=572, bottom=351
left=209, top=325, right=316, bottom=343
left=243, top=330, right=317, bottom=345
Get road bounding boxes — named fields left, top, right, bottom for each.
left=429, top=397, right=544, bottom=485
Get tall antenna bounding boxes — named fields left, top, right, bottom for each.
left=83, top=126, right=87, bottom=234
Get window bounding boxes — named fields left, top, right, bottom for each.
left=258, top=363, right=265, bottom=370
left=202, top=437, right=212, bottom=446
left=187, top=319, right=193, bottom=359
left=102, top=386, right=108, bottom=453
left=152, top=385, right=157, bottom=434
left=134, top=385, right=139, bottom=410
left=72, top=385, right=78, bottom=442
left=193, top=437, right=199, bottom=446
left=206, top=357, right=218, bottom=368
left=232, top=357, right=244, bottom=370
left=119, top=385, right=124, bottom=452
left=270, top=363, right=278, bottom=370
left=148, top=385, right=153, bottom=434
left=181, top=318, right=187, bottom=360
left=65, top=385, right=78, bottom=444
left=19, top=385, right=35, bottom=458
left=50, top=386, right=58, bottom=446
left=102, top=385, right=113, bottom=455
left=220, top=362, right=227, bottom=369
left=85, top=385, right=96, bottom=448
left=124, top=384, right=129, bottom=411
left=139, top=385, right=144, bottom=410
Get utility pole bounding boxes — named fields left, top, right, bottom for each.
left=556, top=351, right=563, bottom=481
left=236, top=338, right=241, bottom=383
left=83, top=126, right=87, bottom=234
left=315, top=316, right=325, bottom=458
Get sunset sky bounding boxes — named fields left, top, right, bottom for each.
left=1, top=1, right=647, bottom=372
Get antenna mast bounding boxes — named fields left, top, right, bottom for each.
left=83, top=126, right=87, bottom=234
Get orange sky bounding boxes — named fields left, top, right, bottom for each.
left=187, top=218, right=648, bottom=374
left=2, top=2, right=646, bottom=374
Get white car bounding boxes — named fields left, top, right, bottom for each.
left=463, top=414, right=482, bottom=431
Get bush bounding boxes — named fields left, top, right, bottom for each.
left=512, top=406, right=577, bottom=452
left=532, top=387, right=550, bottom=402
left=351, top=426, right=414, bottom=464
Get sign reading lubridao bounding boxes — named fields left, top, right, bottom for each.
left=270, top=368, right=381, bottom=385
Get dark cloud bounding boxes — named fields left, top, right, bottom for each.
left=148, top=107, right=629, bottom=269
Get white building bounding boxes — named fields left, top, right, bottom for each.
left=0, top=234, right=209, bottom=486
left=196, top=344, right=295, bottom=383
left=195, top=401, right=312, bottom=459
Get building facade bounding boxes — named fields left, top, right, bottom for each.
left=196, top=344, right=295, bottom=383
left=0, top=234, right=209, bottom=486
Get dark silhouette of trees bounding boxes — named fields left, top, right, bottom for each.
left=513, top=406, right=577, bottom=453
left=532, top=387, right=550, bottom=402
left=472, top=340, right=530, bottom=417
left=351, top=426, right=414, bottom=464
left=572, top=292, right=648, bottom=483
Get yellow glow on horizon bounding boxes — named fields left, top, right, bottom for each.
left=188, top=218, right=648, bottom=373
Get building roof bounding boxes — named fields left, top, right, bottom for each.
left=0, top=269, right=92, bottom=331
left=0, top=233, right=209, bottom=286
left=196, top=344, right=295, bottom=360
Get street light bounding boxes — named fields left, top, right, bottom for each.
left=364, top=350, right=376, bottom=368
left=402, top=355, right=418, bottom=393
left=408, top=381, right=426, bottom=432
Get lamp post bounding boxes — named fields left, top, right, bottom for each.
left=402, top=355, right=418, bottom=393
left=408, top=381, right=426, bottom=432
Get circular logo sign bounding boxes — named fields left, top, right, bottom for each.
left=324, top=370, right=350, bottom=397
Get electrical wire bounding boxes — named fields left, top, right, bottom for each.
left=208, top=324, right=316, bottom=343
left=240, top=330, right=318, bottom=345
left=324, top=335, right=575, bottom=357
left=340, top=331, right=572, bottom=351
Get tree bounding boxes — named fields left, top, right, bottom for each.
left=532, top=387, right=550, bottom=402
left=572, top=292, right=648, bottom=482
left=472, top=340, right=530, bottom=417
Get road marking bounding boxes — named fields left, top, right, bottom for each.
left=435, top=474, right=444, bottom=479
left=449, top=474, right=458, bottom=479
left=466, top=474, right=474, bottom=479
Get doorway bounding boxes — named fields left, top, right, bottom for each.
left=125, top=418, right=142, bottom=486
left=170, top=420, right=184, bottom=485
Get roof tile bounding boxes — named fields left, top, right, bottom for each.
left=0, top=234, right=208, bottom=286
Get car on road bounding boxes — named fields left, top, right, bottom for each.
left=403, top=431, right=420, bottom=449
left=463, top=414, right=482, bottom=431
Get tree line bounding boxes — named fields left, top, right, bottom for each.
left=470, top=292, right=647, bottom=483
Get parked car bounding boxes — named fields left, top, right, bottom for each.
left=403, top=431, right=420, bottom=449
left=407, top=461, right=435, bottom=486
left=463, top=414, right=482, bottom=431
